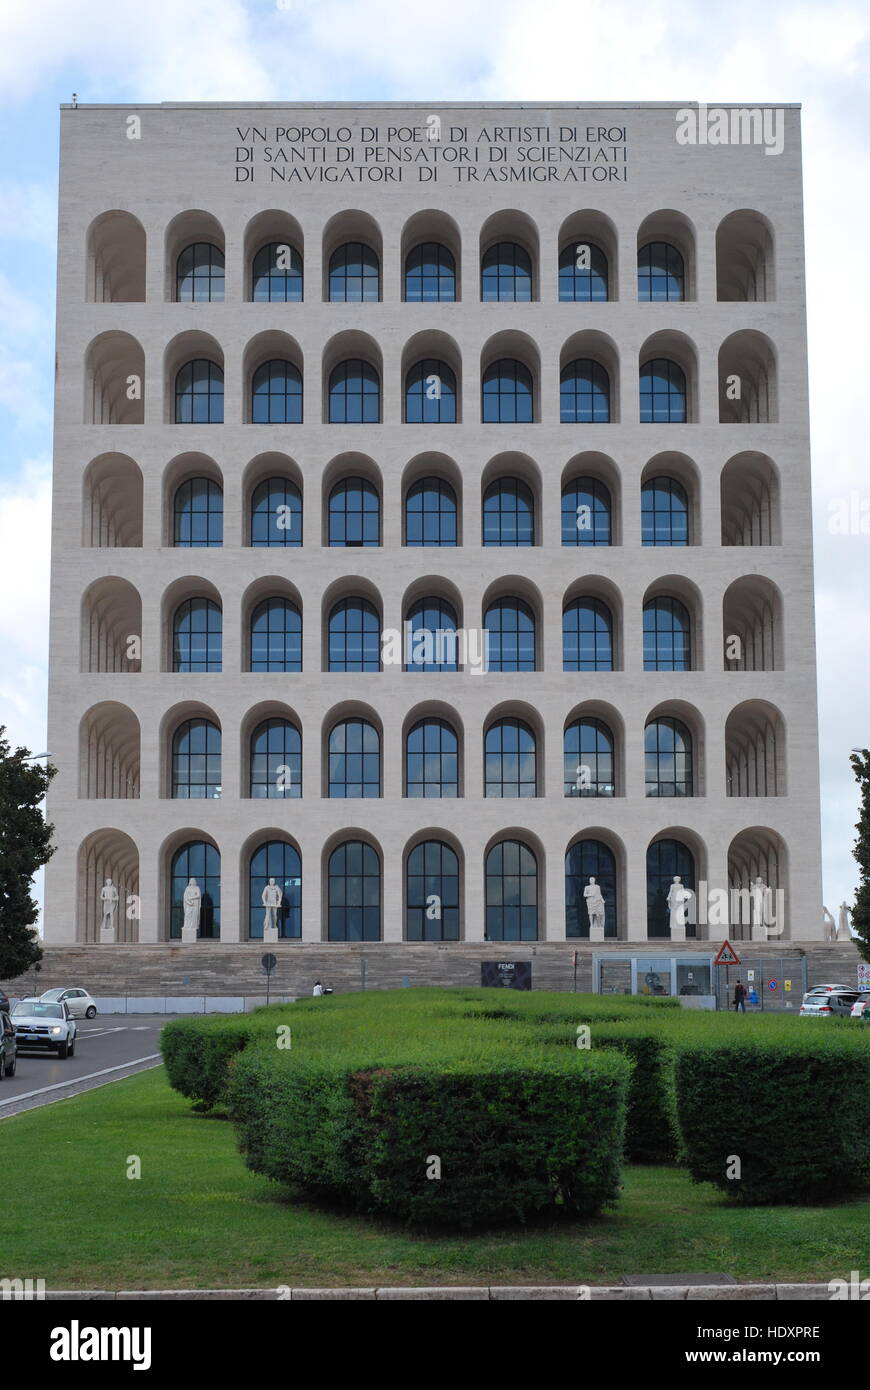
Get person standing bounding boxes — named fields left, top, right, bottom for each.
left=733, top=979, right=746, bottom=1013
left=312, top=980, right=323, bottom=997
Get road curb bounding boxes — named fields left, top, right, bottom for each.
left=33, top=1283, right=836, bottom=1301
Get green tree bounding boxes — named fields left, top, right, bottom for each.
left=0, top=729, right=56, bottom=980
left=849, top=750, right=870, bottom=964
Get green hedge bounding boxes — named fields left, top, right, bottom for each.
left=675, top=1026, right=870, bottom=1203
left=228, top=1040, right=631, bottom=1227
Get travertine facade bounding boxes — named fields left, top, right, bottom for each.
left=45, top=101, right=823, bottom=954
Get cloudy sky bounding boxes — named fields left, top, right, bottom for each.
left=1, top=0, right=868, bottom=920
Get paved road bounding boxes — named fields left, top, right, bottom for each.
left=0, top=1014, right=193, bottom=1119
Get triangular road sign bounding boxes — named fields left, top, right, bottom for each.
left=714, top=940, right=741, bottom=966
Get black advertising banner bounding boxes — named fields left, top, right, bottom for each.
left=481, top=961, right=532, bottom=990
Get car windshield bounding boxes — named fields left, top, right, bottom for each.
left=40, top=989, right=63, bottom=1000
left=13, top=1002, right=63, bottom=1019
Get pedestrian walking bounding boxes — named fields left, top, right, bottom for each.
left=733, top=979, right=746, bottom=1012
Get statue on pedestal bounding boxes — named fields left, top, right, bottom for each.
left=99, top=877, right=118, bottom=938
left=583, top=877, right=606, bottom=938
left=262, top=877, right=283, bottom=938
left=667, top=876, right=692, bottom=936
left=182, top=877, right=201, bottom=939
left=822, top=905, right=836, bottom=942
left=750, top=876, right=770, bottom=940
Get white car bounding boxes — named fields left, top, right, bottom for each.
left=11, top=1000, right=77, bottom=1057
left=40, top=987, right=97, bottom=1019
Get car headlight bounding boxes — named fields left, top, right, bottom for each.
left=50, top=1026, right=63, bottom=1035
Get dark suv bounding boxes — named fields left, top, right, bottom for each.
left=0, top=1011, right=17, bottom=1079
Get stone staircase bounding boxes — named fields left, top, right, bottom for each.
left=3, top=938, right=863, bottom=1001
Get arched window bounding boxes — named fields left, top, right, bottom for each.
left=643, top=598, right=692, bottom=671
left=171, top=719, right=221, bottom=799
left=328, top=477, right=380, bottom=546
left=405, top=717, right=459, bottom=798
left=561, top=477, right=611, bottom=546
left=562, top=598, right=614, bottom=672
left=327, top=840, right=381, bottom=940
left=482, top=359, right=533, bottom=423
left=642, top=477, right=689, bottom=545
left=174, top=360, right=224, bottom=423
left=484, top=598, right=536, bottom=672
left=564, top=718, right=615, bottom=797
left=405, top=242, right=456, bottom=302
left=250, top=598, right=302, bottom=672
left=173, top=478, right=223, bottom=547
left=560, top=360, right=610, bottom=423
left=481, top=242, right=532, bottom=301
left=640, top=359, right=686, bottom=423
left=638, top=242, right=685, bottom=301
left=328, top=243, right=379, bottom=302
left=647, top=839, right=696, bottom=938
left=176, top=243, right=224, bottom=302
left=406, top=841, right=460, bottom=940
left=327, top=718, right=381, bottom=798
left=250, top=477, right=302, bottom=547
left=645, top=717, right=693, bottom=797
left=249, top=717, right=301, bottom=799
left=170, top=841, right=220, bottom=938
left=251, top=242, right=303, bottom=302
left=483, top=477, right=534, bottom=546
left=405, top=598, right=458, bottom=672
left=248, top=840, right=301, bottom=938
left=328, top=360, right=380, bottom=423
left=558, top=242, right=608, bottom=301
left=172, top=597, right=221, bottom=672
left=251, top=360, right=303, bottom=424
left=485, top=840, right=538, bottom=940
left=328, top=598, right=380, bottom=672
left=405, top=359, right=457, bottom=423
left=566, top=839, right=617, bottom=937
left=484, top=718, right=536, bottom=797
left=405, top=476, right=457, bottom=546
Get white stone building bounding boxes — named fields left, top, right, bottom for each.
left=44, top=101, right=824, bottom=980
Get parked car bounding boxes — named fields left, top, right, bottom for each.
left=11, top=1000, right=76, bottom=1057
left=0, top=1010, right=16, bottom=1078
left=799, top=986, right=859, bottom=1017
left=39, top=987, right=97, bottom=1019
left=849, top=990, right=870, bottom=1019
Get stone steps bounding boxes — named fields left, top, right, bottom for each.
left=3, top=939, right=862, bottom=1000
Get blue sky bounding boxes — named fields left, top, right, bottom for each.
left=1, top=0, right=869, bottom=924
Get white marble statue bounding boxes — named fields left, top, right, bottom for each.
left=838, top=902, right=852, bottom=941
left=262, top=877, right=283, bottom=939
left=182, top=877, right=201, bottom=940
left=583, top=876, right=606, bottom=939
left=822, top=905, right=836, bottom=942
left=667, top=876, right=692, bottom=937
left=750, top=875, right=770, bottom=941
left=99, top=877, right=119, bottom=939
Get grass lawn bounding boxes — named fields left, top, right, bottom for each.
left=2, top=1066, right=866, bottom=1289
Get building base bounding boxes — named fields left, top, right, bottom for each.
left=3, top=938, right=862, bottom=1004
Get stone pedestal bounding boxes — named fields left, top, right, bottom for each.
left=751, top=921, right=767, bottom=943
left=589, top=924, right=605, bottom=943
left=670, top=922, right=686, bottom=943
left=263, top=925, right=279, bottom=944
left=181, top=925, right=198, bottom=943
left=99, top=925, right=115, bottom=944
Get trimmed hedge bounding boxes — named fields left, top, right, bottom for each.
left=162, top=989, right=870, bottom=1215
left=675, top=1026, right=870, bottom=1203
left=228, top=1040, right=631, bottom=1227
